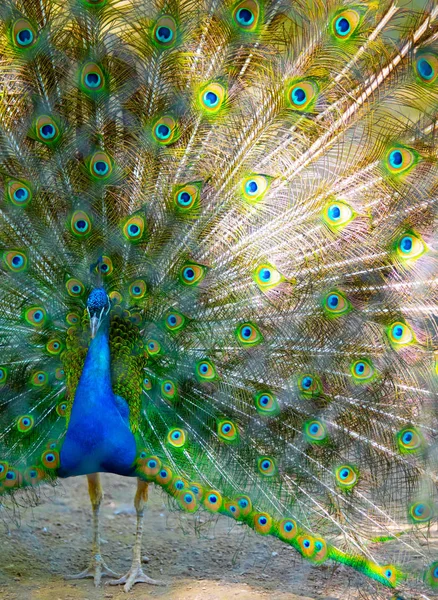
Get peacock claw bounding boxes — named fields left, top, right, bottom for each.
left=66, top=554, right=119, bottom=587
left=108, top=564, right=165, bottom=592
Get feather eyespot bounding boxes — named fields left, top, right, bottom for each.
left=415, top=53, right=438, bottom=84
left=303, top=420, right=327, bottom=444
left=196, top=359, right=217, bottom=381
left=12, top=19, right=37, bottom=49
left=252, top=512, right=272, bottom=535
left=180, top=262, right=207, bottom=286
left=322, top=200, right=354, bottom=230
left=164, top=310, right=185, bottom=331
left=90, top=151, right=112, bottom=179
left=35, top=116, right=60, bottom=144
left=3, top=251, right=27, bottom=272
left=199, top=83, right=226, bottom=114
left=235, top=495, right=252, bottom=516
left=41, top=450, right=60, bottom=469
left=385, top=146, right=418, bottom=176
left=253, top=263, right=283, bottom=291
left=66, top=312, right=80, bottom=325
left=409, top=501, right=433, bottom=523
left=217, top=420, right=238, bottom=442
left=257, top=456, right=277, bottom=476
left=46, top=339, right=63, bottom=355
left=3, top=467, right=22, bottom=488
left=298, top=374, right=321, bottom=397
left=0, top=367, right=8, bottom=385
left=351, top=359, right=375, bottom=382
left=17, top=415, right=34, bottom=433
left=66, top=278, right=85, bottom=297
left=177, top=489, right=198, bottom=513
left=424, top=562, right=438, bottom=588
left=323, top=290, right=351, bottom=317
left=233, top=1, right=260, bottom=31
left=387, top=321, right=414, bottom=347
left=396, top=232, right=426, bottom=262
left=235, top=322, right=263, bottom=346
left=278, top=519, right=297, bottom=541
left=31, top=371, right=48, bottom=387
left=7, top=180, right=32, bottom=206
left=142, top=376, right=153, bottom=391
left=167, top=428, right=186, bottom=448
left=96, top=256, right=113, bottom=276
left=335, top=465, right=359, bottom=490
left=331, top=10, right=360, bottom=40
left=161, top=380, right=177, bottom=401
left=24, top=306, right=47, bottom=327
left=153, top=16, right=177, bottom=47
left=71, top=211, right=92, bottom=237
left=146, top=339, right=161, bottom=356
left=155, top=466, right=173, bottom=486
left=254, top=391, right=280, bottom=416
left=287, top=80, right=318, bottom=111
left=203, top=490, right=223, bottom=512
left=396, top=427, right=423, bottom=454
left=152, top=116, right=179, bottom=145
left=129, top=280, right=146, bottom=300
left=174, top=183, right=201, bottom=211
left=241, top=175, right=271, bottom=203
left=81, top=62, right=105, bottom=93
left=123, top=216, right=145, bottom=242
left=24, top=466, right=44, bottom=485
left=56, top=401, right=67, bottom=417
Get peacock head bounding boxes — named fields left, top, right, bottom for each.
left=86, top=287, right=110, bottom=339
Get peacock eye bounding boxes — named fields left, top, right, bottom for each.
left=180, top=262, right=207, bottom=286
left=146, top=339, right=161, bottom=356
left=161, top=380, right=177, bottom=401
left=235, top=322, right=263, bottom=346
left=36, top=117, right=59, bottom=142
left=351, top=359, right=374, bottom=382
left=322, top=200, right=354, bottom=230
left=71, top=211, right=92, bottom=237
left=217, top=420, right=238, bottom=442
left=129, top=279, right=146, bottom=299
left=304, top=420, right=328, bottom=444
left=12, top=19, right=37, bottom=49
left=174, top=183, right=201, bottom=211
left=323, top=290, right=351, bottom=317
left=152, top=116, right=179, bottom=145
left=253, top=263, right=283, bottom=291
left=257, top=456, right=277, bottom=476
left=396, top=427, right=423, bottom=454
left=123, top=216, right=145, bottom=242
left=233, top=1, right=260, bottom=31
left=287, top=80, right=318, bottom=111
left=298, top=373, right=321, bottom=397
left=8, top=181, right=32, bottom=206
left=153, top=15, right=177, bottom=47
left=81, top=63, right=105, bottom=93
left=254, top=391, right=280, bottom=416
left=167, top=428, right=186, bottom=448
left=387, top=321, right=414, bottom=347
left=409, top=501, right=433, bottom=523
left=25, top=306, right=47, bottom=327
left=278, top=519, right=297, bottom=541
left=396, top=232, right=426, bottom=262
left=195, top=359, right=217, bottom=381
left=415, top=53, right=438, bottom=84
left=331, top=9, right=360, bottom=40
left=385, top=146, right=418, bottom=176
left=241, top=174, right=270, bottom=203
left=17, top=415, right=34, bottom=432
left=164, top=310, right=185, bottom=331
left=335, top=465, right=359, bottom=489
left=3, top=251, right=27, bottom=272
left=66, top=278, right=85, bottom=297
left=199, top=83, right=226, bottom=114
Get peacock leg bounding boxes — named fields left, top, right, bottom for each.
left=109, top=478, right=165, bottom=592
left=66, top=473, right=119, bottom=586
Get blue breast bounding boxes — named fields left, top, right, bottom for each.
left=59, top=321, right=137, bottom=478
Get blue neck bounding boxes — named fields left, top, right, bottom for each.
left=59, top=315, right=137, bottom=477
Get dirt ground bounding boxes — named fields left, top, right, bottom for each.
left=0, top=474, right=422, bottom=600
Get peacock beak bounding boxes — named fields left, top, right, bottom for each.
left=90, top=315, right=100, bottom=339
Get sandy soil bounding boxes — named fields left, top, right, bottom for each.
left=0, top=474, right=406, bottom=600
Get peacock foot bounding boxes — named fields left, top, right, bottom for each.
left=108, top=562, right=165, bottom=592
left=66, top=553, right=119, bottom=587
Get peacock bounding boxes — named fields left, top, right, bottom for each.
left=0, top=0, right=437, bottom=597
